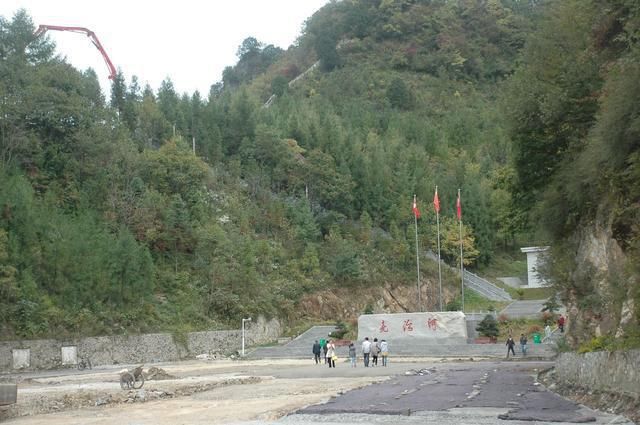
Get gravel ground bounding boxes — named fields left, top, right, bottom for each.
left=0, top=358, right=634, bottom=425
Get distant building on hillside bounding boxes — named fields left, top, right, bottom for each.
left=520, top=246, right=550, bottom=288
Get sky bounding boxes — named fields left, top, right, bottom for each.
left=1, top=0, right=329, bottom=95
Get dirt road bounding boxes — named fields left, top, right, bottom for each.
left=1, top=359, right=390, bottom=424
left=1, top=359, right=634, bottom=425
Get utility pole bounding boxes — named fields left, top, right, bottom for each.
left=412, top=195, right=422, bottom=311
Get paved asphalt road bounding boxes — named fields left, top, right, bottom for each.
left=263, top=361, right=634, bottom=425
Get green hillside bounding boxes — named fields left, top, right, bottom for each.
left=0, top=1, right=638, bottom=346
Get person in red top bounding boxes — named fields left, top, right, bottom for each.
left=558, top=315, right=565, bottom=333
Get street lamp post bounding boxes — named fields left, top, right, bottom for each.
left=241, top=317, right=252, bottom=356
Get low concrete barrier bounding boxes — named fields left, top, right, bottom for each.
left=0, top=316, right=281, bottom=371
left=0, top=383, right=17, bottom=406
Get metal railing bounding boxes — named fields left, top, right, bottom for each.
left=463, top=270, right=512, bottom=301
left=464, top=311, right=498, bottom=320
left=541, top=326, right=561, bottom=344
left=425, top=251, right=512, bottom=302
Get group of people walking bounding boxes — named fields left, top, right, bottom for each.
left=505, top=334, right=528, bottom=358
left=312, top=338, right=337, bottom=367
left=506, top=314, right=566, bottom=358
left=312, top=336, right=389, bottom=368
left=360, top=336, right=388, bottom=367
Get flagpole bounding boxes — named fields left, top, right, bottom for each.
left=413, top=195, right=422, bottom=312
left=435, top=187, right=443, bottom=312
left=458, top=189, right=464, bottom=312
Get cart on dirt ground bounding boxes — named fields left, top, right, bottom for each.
left=119, top=365, right=145, bottom=389
left=77, top=356, right=92, bottom=370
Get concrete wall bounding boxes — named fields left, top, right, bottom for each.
left=358, top=312, right=468, bottom=344
left=521, top=246, right=550, bottom=288
left=554, top=350, right=640, bottom=396
left=0, top=316, right=281, bottom=371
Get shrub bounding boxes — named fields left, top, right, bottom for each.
left=540, top=311, right=556, bottom=326
left=476, top=314, right=499, bottom=339
left=516, top=288, right=525, bottom=300
left=553, top=338, right=572, bottom=354
left=498, top=313, right=510, bottom=324
left=271, top=75, right=288, bottom=96
left=329, top=320, right=348, bottom=339
left=446, top=300, right=461, bottom=311
left=577, top=336, right=608, bottom=353
left=575, top=329, right=640, bottom=353
left=386, top=78, right=415, bottom=110
left=542, top=297, right=561, bottom=313
left=527, top=324, right=542, bottom=335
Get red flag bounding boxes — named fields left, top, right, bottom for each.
left=412, top=195, right=420, bottom=218
left=456, top=190, right=462, bottom=221
left=433, top=187, right=440, bottom=214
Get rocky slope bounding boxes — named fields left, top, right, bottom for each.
left=559, top=210, right=639, bottom=348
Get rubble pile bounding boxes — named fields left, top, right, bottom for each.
left=404, top=367, right=436, bottom=376
left=144, top=367, right=176, bottom=381
left=195, top=352, right=226, bottom=361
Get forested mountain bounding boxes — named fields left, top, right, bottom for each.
left=0, top=1, right=638, bottom=347
left=504, top=0, right=640, bottom=347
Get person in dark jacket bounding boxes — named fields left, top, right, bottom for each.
left=322, top=339, right=328, bottom=363
left=371, top=337, right=380, bottom=366
left=519, top=334, right=528, bottom=356
left=348, top=342, right=356, bottom=367
left=506, top=336, right=516, bottom=358
left=312, top=340, right=321, bottom=364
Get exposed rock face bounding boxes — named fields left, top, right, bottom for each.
left=297, top=279, right=455, bottom=324
left=563, top=216, right=638, bottom=347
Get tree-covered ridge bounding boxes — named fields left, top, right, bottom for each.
left=1, top=4, right=528, bottom=339
left=0, top=2, right=541, bottom=338
left=305, top=0, right=536, bottom=77
left=2, top=1, right=636, bottom=344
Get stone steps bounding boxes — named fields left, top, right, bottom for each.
left=277, top=325, right=337, bottom=348
left=248, top=325, right=556, bottom=360
left=499, top=300, right=546, bottom=319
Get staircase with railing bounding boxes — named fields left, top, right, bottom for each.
left=426, top=251, right=512, bottom=302
left=464, top=270, right=512, bottom=301
left=264, top=60, right=320, bottom=108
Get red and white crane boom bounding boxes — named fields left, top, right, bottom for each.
left=33, top=25, right=117, bottom=80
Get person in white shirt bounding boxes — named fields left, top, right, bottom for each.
left=379, top=339, right=389, bottom=366
left=362, top=337, right=372, bottom=367
left=326, top=340, right=336, bottom=368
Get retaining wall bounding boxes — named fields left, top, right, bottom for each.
left=0, top=316, right=281, bottom=371
left=554, top=350, right=640, bottom=396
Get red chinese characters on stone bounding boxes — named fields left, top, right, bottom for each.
left=402, top=319, right=414, bottom=332
left=427, top=317, right=438, bottom=331
left=379, top=320, right=389, bottom=333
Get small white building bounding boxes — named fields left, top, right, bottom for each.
left=520, top=246, right=550, bottom=288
